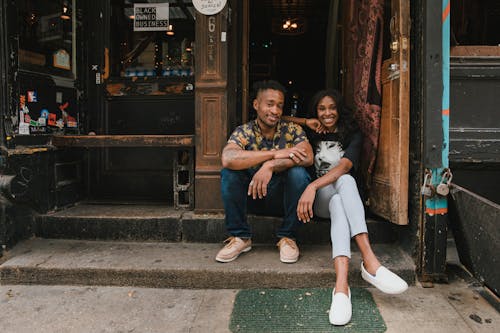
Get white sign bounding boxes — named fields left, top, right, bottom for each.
left=53, top=49, right=71, bottom=70
left=134, top=3, right=169, bottom=31
left=192, top=0, right=227, bottom=15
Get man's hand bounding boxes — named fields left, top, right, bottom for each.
left=248, top=163, right=273, bottom=199
left=273, top=147, right=308, bottom=164
left=297, top=184, right=316, bottom=222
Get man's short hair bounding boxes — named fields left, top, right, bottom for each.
left=252, top=80, right=287, bottom=100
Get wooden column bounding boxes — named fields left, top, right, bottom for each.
left=194, top=9, right=228, bottom=212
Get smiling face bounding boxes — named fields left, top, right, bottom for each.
left=253, top=88, right=284, bottom=130
left=316, top=96, right=339, bottom=131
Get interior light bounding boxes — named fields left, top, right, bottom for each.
left=166, top=24, right=174, bottom=36
left=282, top=18, right=300, bottom=31
left=60, top=1, right=71, bottom=20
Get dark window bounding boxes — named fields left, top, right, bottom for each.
left=451, top=0, right=500, bottom=46
left=17, top=0, right=75, bottom=77
left=110, top=0, right=195, bottom=85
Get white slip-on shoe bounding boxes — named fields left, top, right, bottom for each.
left=329, top=288, right=352, bottom=326
left=361, top=261, right=408, bottom=294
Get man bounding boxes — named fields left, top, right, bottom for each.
left=216, top=80, right=314, bottom=264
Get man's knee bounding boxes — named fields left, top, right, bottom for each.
left=286, top=166, right=310, bottom=184
left=221, top=168, right=246, bottom=197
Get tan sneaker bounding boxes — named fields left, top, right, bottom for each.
left=277, top=237, right=299, bottom=263
left=215, top=237, right=252, bottom=263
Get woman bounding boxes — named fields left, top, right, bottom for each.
left=287, top=89, right=408, bottom=326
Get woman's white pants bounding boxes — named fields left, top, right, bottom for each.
left=313, top=174, right=368, bottom=259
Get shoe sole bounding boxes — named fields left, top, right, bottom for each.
left=280, top=256, right=299, bottom=264
left=330, top=317, right=352, bottom=326
left=215, top=246, right=252, bottom=263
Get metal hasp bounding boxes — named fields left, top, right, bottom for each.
left=420, top=0, right=450, bottom=283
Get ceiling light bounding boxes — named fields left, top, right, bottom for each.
left=60, top=1, right=71, bottom=20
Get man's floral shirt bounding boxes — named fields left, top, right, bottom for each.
left=227, top=119, right=308, bottom=151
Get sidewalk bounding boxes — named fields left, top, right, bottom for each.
left=0, top=237, right=497, bottom=332
left=0, top=272, right=498, bottom=333
left=1, top=249, right=498, bottom=333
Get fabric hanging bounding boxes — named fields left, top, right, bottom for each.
left=346, top=0, right=385, bottom=185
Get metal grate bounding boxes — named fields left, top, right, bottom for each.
left=173, top=148, right=194, bottom=209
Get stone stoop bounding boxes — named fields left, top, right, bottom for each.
left=34, top=203, right=400, bottom=245
left=0, top=238, right=415, bottom=289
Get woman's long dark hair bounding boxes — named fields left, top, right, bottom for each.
left=307, top=89, right=359, bottom=142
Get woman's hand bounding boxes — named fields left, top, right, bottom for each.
left=305, top=118, right=327, bottom=134
left=297, top=184, right=316, bottom=222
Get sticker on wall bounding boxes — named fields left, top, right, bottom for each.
left=48, top=113, right=57, bottom=126
left=19, top=108, right=27, bottom=124
left=40, top=109, right=49, bottom=119
left=30, top=126, right=47, bottom=134
left=27, top=90, right=38, bottom=102
left=56, top=119, right=64, bottom=129
left=19, top=123, right=30, bottom=135
left=192, top=0, right=227, bottom=15
left=19, top=95, right=26, bottom=108
left=53, top=49, right=71, bottom=70
left=66, top=116, right=78, bottom=128
left=37, top=117, right=46, bottom=126
left=56, top=91, right=63, bottom=104
left=59, top=101, right=70, bottom=112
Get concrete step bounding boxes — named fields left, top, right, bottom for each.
left=0, top=238, right=415, bottom=289
left=35, top=203, right=399, bottom=244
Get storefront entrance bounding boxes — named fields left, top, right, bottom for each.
left=83, top=1, right=196, bottom=204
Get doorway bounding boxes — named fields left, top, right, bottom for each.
left=84, top=0, right=196, bottom=204
left=248, top=0, right=332, bottom=117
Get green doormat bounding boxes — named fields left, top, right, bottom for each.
left=230, top=288, right=386, bottom=333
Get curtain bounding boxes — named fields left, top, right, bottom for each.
left=347, top=0, right=385, bottom=185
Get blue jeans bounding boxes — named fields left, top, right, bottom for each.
left=221, top=167, right=311, bottom=239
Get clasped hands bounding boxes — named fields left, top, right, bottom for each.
left=247, top=147, right=308, bottom=199
left=272, top=147, right=308, bottom=164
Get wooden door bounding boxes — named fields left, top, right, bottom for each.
left=369, top=0, right=410, bottom=225
left=85, top=0, right=196, bottom=203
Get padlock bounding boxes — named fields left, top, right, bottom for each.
left=422, top=184, right=434, bottom=197
left=420, top=171, right=434, bottom=197
left=436, top=183, right=449, bottom=196
left=436, top=169, right=453, bottom=196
